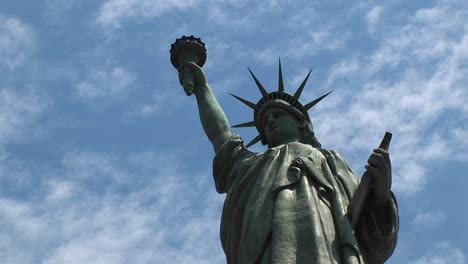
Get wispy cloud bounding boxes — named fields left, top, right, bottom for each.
left=0, top=149, right=224, bottom=263
left=312, top=0, right=468, bottom=195
left=248, top=29, right=349, bottom=66
left=96, top=0, right=200, bottom=29
left=412, top=210, right=447, bottom=231
left=0, top=88, right=49, bottom=146
left=43, top=0, right=77, bottom=28
left=366, top=5, right=383, bottom=34
left=0, top=15, right=35, bottom=70
left=133, top=89, right=184, bottom=117
left=75, top=66, right=137, bottom=106
left=412, top=241, right=465, bottom=264
left=237, top=5, right=349, bottom=65
left=1, top=1, right=466, bottom=263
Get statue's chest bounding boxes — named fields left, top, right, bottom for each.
left=283, top=142, right=325, bottom=166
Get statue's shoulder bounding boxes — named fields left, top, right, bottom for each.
left=316, top=148, right=346, bottom=160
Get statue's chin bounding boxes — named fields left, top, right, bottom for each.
left=268, top=137, right=303, bottom=148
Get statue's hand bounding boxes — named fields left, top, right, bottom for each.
left=365, top=148, right=392, bottom=208
left=178, top=62, right=207, bottom=95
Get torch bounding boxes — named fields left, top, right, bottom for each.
left=347, top=131, right=392, bottom=227
left=170, top=35, right=207, bottom=96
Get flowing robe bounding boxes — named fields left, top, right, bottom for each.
left=213, top=135, right=398, bottom=264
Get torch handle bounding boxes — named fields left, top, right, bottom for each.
left=347, top=132, right=392, bottom=227
left=181, top=67, right=194, bottom=96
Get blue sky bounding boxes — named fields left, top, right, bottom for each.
left=0, top=0, right=467, bottom=263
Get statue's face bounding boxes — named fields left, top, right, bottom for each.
left=262, top=107, right=303, bottom=147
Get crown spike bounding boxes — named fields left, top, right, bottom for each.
left=293, top=68, right=313, bottom=99
left=278, top=58, right=284, bottom=92
left=245, top=134, right=262, bottom=148
left=303, top=91, right=333, bottom=111
left=248, top=67, right=268, bottom=97
left=229, top=93, right=258, bottom=110
left=232, top=121, right=256, bottom=128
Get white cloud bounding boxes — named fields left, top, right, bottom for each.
left=0, top=198, right=44, bottom=238
left=412, top=241, right=465, bottom=264
left=62, top=150, right=127, bottom=182
left=391, top=162, right=426, bottom=194
left=287, top=30, right=349, bottom=59
left=0, top=16, right=35, bottom=70
left=451, top=128, right=468, bottom=161
left=0, top=88, right=48, bottom=146
left=366, top=5, right=383, bottom=33
left=96, top=0, right=200, bottom=29
left=412, top=210, right=447, bottom=231
left=325, top=60, right=359, bottom=87
left=314, top=0, right=468, bottom=195
left=206, top=5, right=251, bottom=31
left=43, top=0, right=76, bottom=27
left=245, top=29, right=349, bottom=67
left=96, top=0, right=270, bottom=32
left=0, top=149, right=225, bottom=264
left=243, top=3, right=350, bottom=65
left=75, top=66, right=136, bottom=105
left=135, top=89, right=184, bottom=117
left=46, top=180, right=75, bottom=202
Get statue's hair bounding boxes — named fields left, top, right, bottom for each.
left=263, top=113, right=321, bottom=148
left=301, top=121, right=322, bottom=148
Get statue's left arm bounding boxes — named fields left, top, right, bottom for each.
left=357, top=148, right=399, bottom=263
left=321, top=149, right=398, bottom=263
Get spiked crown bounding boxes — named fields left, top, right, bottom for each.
left=231, top=59, right=331, bottom=148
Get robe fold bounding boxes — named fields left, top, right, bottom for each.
left=213, top=134, right=398, bottom=264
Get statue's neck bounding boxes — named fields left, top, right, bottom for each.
left=269, top=136, right=302, bottom=148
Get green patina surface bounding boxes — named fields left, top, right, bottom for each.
left=171, top=39, right=398, bottom=263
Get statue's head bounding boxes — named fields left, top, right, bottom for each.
left=260, top=106, right=320, bottom=148
left=230, top=59, right=330, bottom=148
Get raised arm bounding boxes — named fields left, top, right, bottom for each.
left=179, top=62, right=232, bottom=152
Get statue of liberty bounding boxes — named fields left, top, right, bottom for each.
left=171, top=36, right=398, bottom=264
